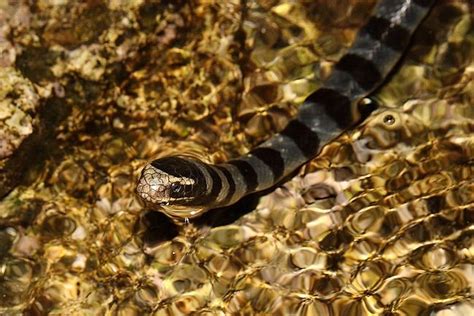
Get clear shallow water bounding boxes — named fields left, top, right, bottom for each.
left=0, top=0, right=473, bottom=314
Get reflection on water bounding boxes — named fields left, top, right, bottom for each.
left=0, top=0, right=473, bottom=314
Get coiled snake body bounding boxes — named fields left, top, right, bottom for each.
left=137, top=0, right=436, bottom=220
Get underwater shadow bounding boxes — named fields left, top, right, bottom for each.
left=193, top=191, right=263, bottom=227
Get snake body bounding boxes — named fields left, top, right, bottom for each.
left=137, top=0, right=436, bottom=220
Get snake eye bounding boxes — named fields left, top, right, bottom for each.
left=170, top=183, right=183, bottom=195
left=358, top=97, right=379, bottom=120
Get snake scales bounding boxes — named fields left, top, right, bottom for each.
left=136, top=0, right=437, bottom=220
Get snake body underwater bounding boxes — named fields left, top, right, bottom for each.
left=136, top=0, right=437, bottom=220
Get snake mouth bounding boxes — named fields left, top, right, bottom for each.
left=136, top=180, right=205, bottom=221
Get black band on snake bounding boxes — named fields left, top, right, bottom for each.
left=136, top=0, right=436, bottom=220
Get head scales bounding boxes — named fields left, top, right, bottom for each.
left=136, top=156, right=209, bottom=219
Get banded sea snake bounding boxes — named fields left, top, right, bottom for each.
left=136, top=0, right=436, bottom=221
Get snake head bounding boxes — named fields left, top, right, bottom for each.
left=136, top=156, right=208, bottom=218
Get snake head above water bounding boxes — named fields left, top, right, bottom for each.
left=136, top=156, right=209, bottom=219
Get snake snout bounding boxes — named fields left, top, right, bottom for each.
left=136, top=164, right=172, bottom=206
